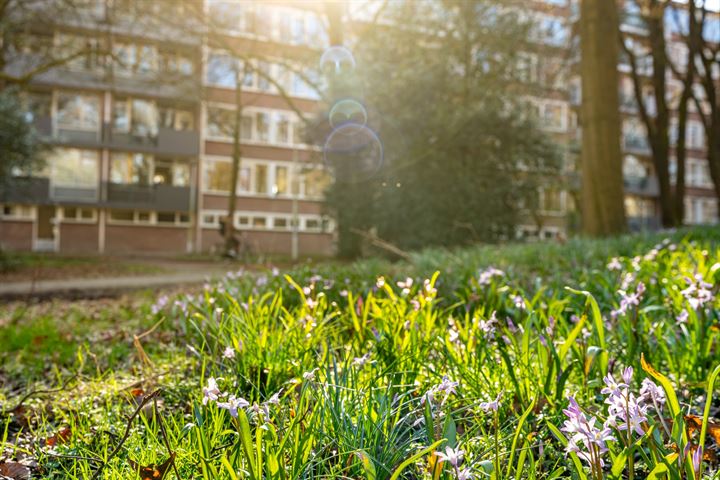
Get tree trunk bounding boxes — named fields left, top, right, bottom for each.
left=225, top=63, right=243, bottom=256
left=646, top=6, right=675, bottom=227
left=579, top=0, right=627, bottom=236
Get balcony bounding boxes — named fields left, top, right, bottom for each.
left=624, top=175, right=660, bottom=197
left=623, top=135, right=651, bottom=154
left=105, top=182, right=191, bottom=212
left=0, top=177, right=50, bottom=204
left=628, top=216, right=660, bottom=232
left=103, top=125, right=200, bottom=157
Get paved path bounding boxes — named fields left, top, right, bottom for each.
left=0, top=266, right=233, bottom=300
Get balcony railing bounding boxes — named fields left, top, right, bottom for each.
left=628, top=216, right=661, bottom=232
left=33, top=115, right=200, bottom=157
left=623, top=135, right=651, bottom=154
left=624, top=175, right=660, bottom=197
left=105, top=182, right=191, bottom=212
left=0, top=177, right=50, bottom=204
left=103, top=125, right=200, bottom=156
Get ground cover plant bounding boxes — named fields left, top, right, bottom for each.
left=1, top=227, right=720, bottom=479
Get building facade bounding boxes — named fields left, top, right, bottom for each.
left=0, top=0, right=717, bottom=256
left=0, top=0, right=335, bottom=256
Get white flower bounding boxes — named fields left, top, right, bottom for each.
left=353, top=353, right=371, bottom=367
left=479, top=393, right=501, bottom=412
left=376, top=276, right=385, bottom=288
left=607, top=257, right=623, bottom=271
left=303, top=369, right=318, bottom=381
left=435, top=447, right=464, bottom=468
left=397, top=277, right=413, bottom=295
left=222, top=346, right=235, bottom=359
left=217, top=395, right=249, bottom=418
left=202, top=377, right=221, bottom=405
left=266, top=390, right=282, bottom=405
left=457, top=468, right=474, bottom=480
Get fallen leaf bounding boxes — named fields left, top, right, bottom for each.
left=0, top=462, right=31, bottom=480
left=45, top=426, right=72, bottom=447
left=128, top=453, right=175, bottom=480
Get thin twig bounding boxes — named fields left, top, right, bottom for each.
left=155, top=397, right=182, bottom=480
left=4, top=374, right=79, bottom=414
left=91, top=389, right=161, bottom=480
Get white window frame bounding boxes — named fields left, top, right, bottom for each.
left=0, top=204, right=36, bottom=221
left=60, top=206, right=97, bottom=223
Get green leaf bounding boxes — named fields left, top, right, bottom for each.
left=566, top=287, right=608, bottom=375
left=442, top=413, right=457, bottom=449
left=389, top=439, right=446, bottom=480
left=546, top=421, right=587, bottom=480
left=354, top=450, right=377, bottom=480
left=698, top=364, right=720, bottom=477
left=559, top=314, right=586, bottom=362
left=237, top=411, right=258, bottom=480
left=506, top=397, right=536, bottom=478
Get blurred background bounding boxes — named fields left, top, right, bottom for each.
left=0, top=0, right=718, bottom=268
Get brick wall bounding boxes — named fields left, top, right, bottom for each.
left=59, top=222, right=99, bottom=254
left=0, top=220, right=33, bottom=251
left=201, top=228, right=333, bottom=256
left=105, top=225, right=189, bottom=254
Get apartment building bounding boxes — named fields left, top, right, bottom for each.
left=0, top=0, right=717, bottom=256
left=0, top=0, right=335, bottom=256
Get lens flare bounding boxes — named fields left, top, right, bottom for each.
left=324, top=124, right=383, bottom=183
left=329, top=99, right=368, bottom=129
left=319, top=46, right=356, bottom=75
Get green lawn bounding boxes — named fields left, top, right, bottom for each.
left=1, top=228, right=720, bottom=479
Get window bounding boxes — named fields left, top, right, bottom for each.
left=49, top=148, right=99, bottom=188
left=687, top=121, right=705, bottom=149
left=157, top=212, right=175, bottom=223
left=110, top=209, right=134, bottom=222
left=540, top=188, right=563, bottom=213
left=206, top=52, right=238, bottom=87
left=203, top=159, right=232, bottom=192
left=56, top=93, right=100, bottom=131
left=241, top=115, right=253, bottom=140
left=25, top=91, right=52, bottom=121
left=305, top=218, right=320, bottom=231
left=255, top=164, right=268, bottom=194
left=238, top=167, right=251, bottom=192
left=539, top=101, right=567, bottom=132
left=273, top=217, right=288, bottom=229
left=111, top=153, right=152, bottom=184
left=274, top=166, right=288, bottom=195
left=207, top=107, right=234, bottom=139
left=131, top=99, right=159, bottom=137
left=276, top=113, right=290, bottom=144
left=153, top=159, right=190, bottom=186
left=256, top=112, right=270, bottom=142
left=235, top=215, right=250, bottom=228
left=62, top=207, right=96, bottom=222
left=304, top=169, right=330, bottom=197
left=113, top=99, right=130, bottom=132
left=0, top=204, right=34, bottom=220
left=56, top=33, right=104, bottom=72
left=202, top=212, right=221, bottom=227
left=159, top=106, right=194, bottom=131
left=252, top=216, right=266, bottom=228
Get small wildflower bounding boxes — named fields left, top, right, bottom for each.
left=222, top=346, right=235, bottom=359
left=479, top=393, right=501, bottom=412
left=217, top=395, right=249, bottom=418
left=607, top=257, right=622, bottom=271
left=435, top=447, right=464, bottom=468
left=203, top=377, right=221, bottom=405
